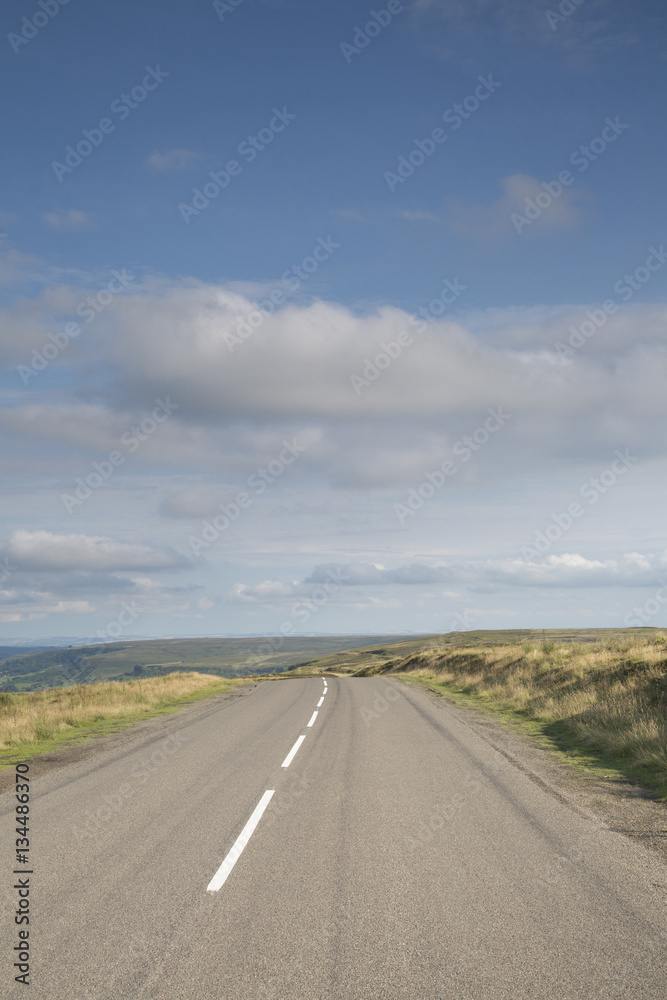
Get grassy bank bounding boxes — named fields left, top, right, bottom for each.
left=0, top=672, right=246, bottom=766
left=361, top=636, right=667, bottom=798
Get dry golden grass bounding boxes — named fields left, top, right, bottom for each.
left=386, top=636, right=667, bottom=796
left=0, top=672, right=237, bottom=752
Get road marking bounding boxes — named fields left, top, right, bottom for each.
left=281, top=734, right=306, bottom=768
left=207, top=790, right=275, bottom=893
left=317, top=696, right=324, bottom=707
left=307, top=710, right=318, bottom=727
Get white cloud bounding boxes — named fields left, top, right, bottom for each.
left=3, top=530, right=190, bottom=572
left=5, top=275, right=667, bottom=489
left=452, top=173, right=581, bottom=238
left=227, top=551, right=667, bottom=606
left=229, top=580, right=303, bottom=602
left=145, top=149, right=200, bottom=172
left=97, top=282, right=667, bottom=472
left=481, top=551, right=667, bottom=588
left=0, top=595, right=96, bottom=623
left=42, top=209, right=96, bottom=230
left=0, top=404, right=222, bottom=470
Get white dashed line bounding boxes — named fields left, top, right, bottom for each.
left=281, top=734, right=306, bottom=768
left=207, top=680, right=331, bottom=893
left=207, top=789, right=275, bottom=893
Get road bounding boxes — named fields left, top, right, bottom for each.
left=2, top=676, right=666, bottom=998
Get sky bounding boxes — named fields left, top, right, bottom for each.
left=1, top=0, right=667, bottom=641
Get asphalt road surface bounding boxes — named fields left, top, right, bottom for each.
left=2, top=676, right=666, bottom=999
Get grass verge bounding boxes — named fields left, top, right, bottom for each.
left=360, top=637, right=667, bottom=799
left=0, top=672, right=247, bottom=769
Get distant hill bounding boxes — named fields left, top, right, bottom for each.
left=0, top=634, right=425, bottom=691
left=0, top=646, right=56, bottom=661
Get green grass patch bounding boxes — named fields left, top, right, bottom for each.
left=0, top=673, right=248, bottom=770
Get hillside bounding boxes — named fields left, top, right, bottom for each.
left=0, top=634, right=420, bottom=691
left=283, top=627, right=659, bottom=677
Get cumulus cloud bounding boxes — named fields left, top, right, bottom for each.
left=4, top=274, right=667, bottom=494
left=480, top=552, right=667, bottom=588
left=96, top=280, right=667, bottom=433
left=229, top=580, right=303, bottom=602
left=0, top=572, right=202, bottom=623
left=0, top=593, right=96, bottom=623
left=227, top=551, right=667, bottom=606
left=3, top=530, right=191, bottom=572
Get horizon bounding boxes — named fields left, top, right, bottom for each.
left=2, top=623, right=660, bottom=652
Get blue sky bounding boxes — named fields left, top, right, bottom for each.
left=1, top=0, right=667, bottom=640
